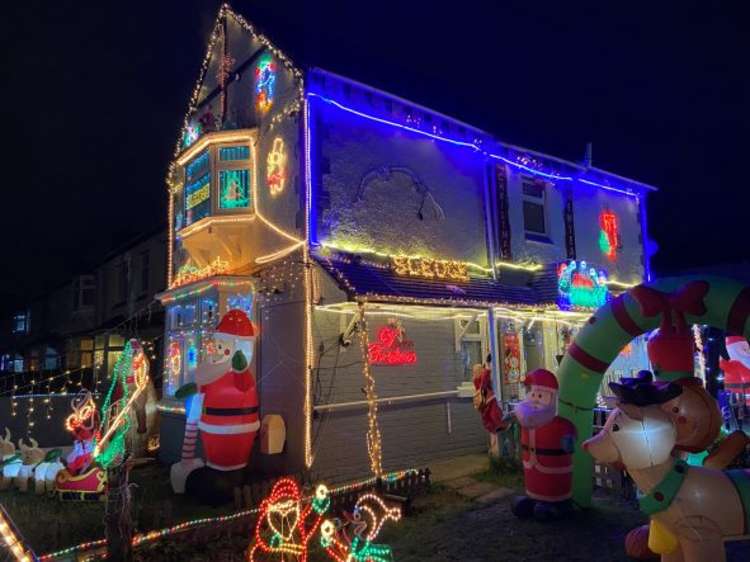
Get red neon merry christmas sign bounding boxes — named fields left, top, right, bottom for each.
left=368, top=322, right=417, bottom=366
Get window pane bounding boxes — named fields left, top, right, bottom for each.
left=219, top=169, right=250, bottom=209
left=523, top=201, right=546, bottom=234
left=185, top=173, right=211, bottom=225
left=522, top=182, right=545, bottom=198
left=185, top=150, right=209, bottom=183
left=461, top=341, right=483, bottom=381
left=80, top=338, right=94, bottom=351
left=219, top=146, right=250, bottom=161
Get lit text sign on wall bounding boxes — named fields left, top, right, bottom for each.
left=186, top=181, right=210, bottom=210
left=391, top=256, right=469, bottom=282
left=171, top=257, right=231, bottom=289
left=368, top=320, right=417, bottom=366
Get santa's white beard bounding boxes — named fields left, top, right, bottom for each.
left=514, top=400, right=556, bottom=428
left=196, top=358, right=230, bottom=386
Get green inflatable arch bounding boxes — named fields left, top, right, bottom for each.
left=557, top=276, right=750, bottom=507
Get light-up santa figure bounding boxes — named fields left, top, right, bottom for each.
left=510, top=368, right=576, bottom=521
left=171, top=309, right=260, bottom=501
left=720, top=336, right=750, bottom=410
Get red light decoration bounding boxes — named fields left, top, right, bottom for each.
left=598, top=210, right=620, bottom=261
left=247, top=478, right=329, bottom=562
left=367, top=320, right=417, bottom=366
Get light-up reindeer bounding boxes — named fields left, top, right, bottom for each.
left=584, top=380, right=750, bottom=562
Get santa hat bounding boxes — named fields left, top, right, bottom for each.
left=524, top=369, right=559, bottom=391
left=726, top=336, right=748, bottom=347
left=215, top=309, right=255, bottom=340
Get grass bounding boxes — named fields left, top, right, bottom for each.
left=474, top=455, right=524, bottom=489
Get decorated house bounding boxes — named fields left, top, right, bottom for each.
left=157, top=5, right=655, bottom=482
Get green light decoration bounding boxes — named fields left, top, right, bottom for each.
left=94, top=341, right=134, bottom=468
left=598, top=229, right=611, bottom=257
left=348, top=536, right=393, bottom=562
left=557, top=260, right=609, bottom=310
left=219, top=169, right=250, bottom=209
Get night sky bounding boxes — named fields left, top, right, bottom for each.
left=3, top=1, right=747, bottom=313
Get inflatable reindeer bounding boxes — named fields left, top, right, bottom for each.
left=0, top=428, right=19, bottom=490
left=15, top=438, right=45, bottom=492
left=584, top=379, right=750, bottom=562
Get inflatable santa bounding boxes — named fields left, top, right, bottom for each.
left=511, top=368, right=576, bottom=521
left=720, top=336, right=750, bottom=408
left=171, top=309, right=260, bottom=501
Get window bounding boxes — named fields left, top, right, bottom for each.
left=117, top=261, right=128, bottom=303
left=80, top=338, right=93, bottom=369
left=522, top=180, right=548, bottom=238
left=73, top=276, right=95, bottom=309
left=455, top=318, right=488, bottom=382
left=12, top=312, right=29, bottom=334
left=140, top=252, right=150, bottom=294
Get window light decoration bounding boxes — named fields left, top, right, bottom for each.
left=266, top=137, right=287, bottom=196
left=255, top=54, right=276, bottom=114
left=368, top=320, right=417, bottom=366
left=219, top=169, right=250, bottom=209
left=598, top=209, right=620, bottom=261
left=557, top=260, right=610, bottom=310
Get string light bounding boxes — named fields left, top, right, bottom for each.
left=38, top=469, right=419, bottom=561
left=266, top=137, right=287, bottom=196
left=358, top=303, right=383, bottom=477
left=0, top=504, right=35, bottom=562
left=557, top=260, right=609, bottom=310
left=171, top=257, right=231, bottom=289
left=693, top=324, right=706, bottom=383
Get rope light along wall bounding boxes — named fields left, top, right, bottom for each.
left=0, top=504, right=36, bottom=562
left=358, top=302, right=383, bottom=477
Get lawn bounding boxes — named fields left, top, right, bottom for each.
left=3, top=460, right=750, bottom=561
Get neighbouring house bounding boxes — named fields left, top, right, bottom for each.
left=0, top=228, right=167, bottom=445
left=156, top=5, right=655, bottom=482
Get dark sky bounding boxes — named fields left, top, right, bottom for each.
left=2, top=0, right=747, bottom=312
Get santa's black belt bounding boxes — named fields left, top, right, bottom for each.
left=521, top=444, right=568, bottom=456
left=203, top=406, right=259, bottom=416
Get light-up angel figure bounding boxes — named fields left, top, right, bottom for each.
left=320, top=493, right=401, bottom=562
left=248, top=479, right=330, bottom=562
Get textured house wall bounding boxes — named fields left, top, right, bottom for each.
left=312, top=96, right=489, bottom=266
left=309, top=307, right=487, bottom=482
left=572, top=190, right=644, bottom=284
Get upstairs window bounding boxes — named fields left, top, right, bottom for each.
left=12, top=312, right=29, bottom=334
left=73, top=275, right=95, bottom=310
left=184, top=150, right=211, bottom=227
left=522, top=180, right=548, bottom=239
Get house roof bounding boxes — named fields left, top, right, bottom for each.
left=314, top=252, right=559, bottom=308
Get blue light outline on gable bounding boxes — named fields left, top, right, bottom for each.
left=306, top=92, right=646, bottom=198
left=305, top=90, right=655, bottom=281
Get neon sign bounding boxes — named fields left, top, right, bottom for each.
left=598, top=210, right=620, bottom=261
left=557, top=260, right=609, bottom=310
left=368, top=320, right=417, bottom=366
left=391, top=256, right=469, bottom=282
left=267, top=137, right=287, bottom=196
left=255, top=54, right=276, bottom=114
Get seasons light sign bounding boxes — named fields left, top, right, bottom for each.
left=390, top=255, right=469, bottom=282
left=368, top=320, right=417, bottom=366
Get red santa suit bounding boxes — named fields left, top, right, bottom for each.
left=473, top=366, right=506, bottom=433
left=516, top=369, right=576, bottom=503
left=721, top=336, right=750, bottom=407
left=198, top=309, right=260, bottom=471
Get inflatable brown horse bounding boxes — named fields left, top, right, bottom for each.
left=585, top=379, right=750, bottom=562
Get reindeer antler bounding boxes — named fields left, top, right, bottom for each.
left=18, top=438, right=26, bottom=451
left=3, top=427, right=10, bottom=443
left=30, top=438, right=38, bottom=449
